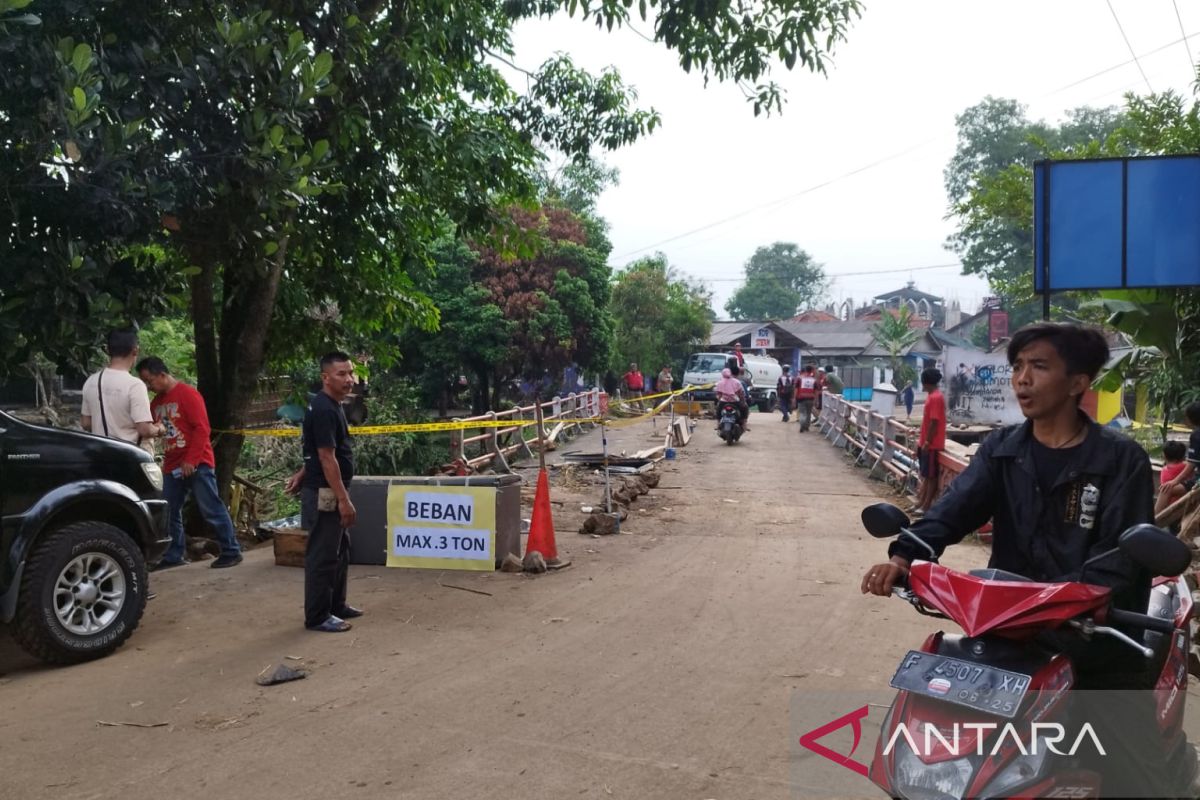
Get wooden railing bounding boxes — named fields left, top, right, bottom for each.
left=447, top=389, right=604, bottom=473
left=816, top=392, right=969, bottom=504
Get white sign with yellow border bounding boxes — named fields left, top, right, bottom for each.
left=386, top=485, right=496, bottom=570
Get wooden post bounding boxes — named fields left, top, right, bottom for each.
left=534, top=396, right=547, bottom=472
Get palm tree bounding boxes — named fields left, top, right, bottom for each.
left=872, top=306, right=920, bottom=387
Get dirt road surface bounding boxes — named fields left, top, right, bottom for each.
left=0, top=409, right=1191, bottom=799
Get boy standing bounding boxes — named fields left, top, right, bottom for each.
left=777, top=365, right=794, bottom=422
left=1159, top=401, right=1200, bottom=514
left=1155, top=440, right=1190, bottom=516
left=913, top=367, right=945, bottom=513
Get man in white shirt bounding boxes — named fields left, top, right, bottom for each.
left=80, top=329, right=164, bottom=455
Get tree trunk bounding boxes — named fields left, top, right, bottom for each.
left=491, top=371, right=504, bottom=410
left=472, top=369, right=489, bottom=416
left=191, top=232, right=291, bottom=502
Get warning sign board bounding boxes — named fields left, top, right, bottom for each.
left=386, top=485, right=496, bottom=571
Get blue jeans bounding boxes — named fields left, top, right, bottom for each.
left=162, top=464, right=242, bottom=562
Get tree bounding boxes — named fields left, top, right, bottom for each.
left=475, top=205, right=614, bottom=406
left=610, top=253, right=712, bottom=378
left=871, top=306, right=919, bottom=387
left=2, top=0, right=860, bottom=493
left=947, top=88, right=1200, bottom=441
left=1086, top=91, right=1200, bottom=440
left=943, top=98, right=1124, bottom=323
left=724, top=242, right=828, bottom=320
left=402, top=205, right=614, bottom=413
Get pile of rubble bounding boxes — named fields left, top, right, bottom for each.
left=578, top=468, right=661, bottom=536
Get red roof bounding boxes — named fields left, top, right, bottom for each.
left=789, top=310, right=839, bottom=322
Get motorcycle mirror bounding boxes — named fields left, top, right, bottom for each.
left=1118, top=524, right=1193, bottom=577
left=861, top=503, right=910, bottom=539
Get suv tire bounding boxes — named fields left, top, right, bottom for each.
left=11, top=522, right=148, bottom=664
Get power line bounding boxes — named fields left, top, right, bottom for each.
left=1172, top=0, right=1195, bottom=75
left=1039, top=31, right=1196, bottom=97
left=688, top=261, right=963, bottom=283
left=611, top=140, right=934, bottom=260
left=612, top=28, right=1199, bottom=262
left=1106, top=0, right=1153, bottom=93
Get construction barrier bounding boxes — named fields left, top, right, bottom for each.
left=816, top=392, right=970, bottom=505
left=219, top=384, right=712, bottom=475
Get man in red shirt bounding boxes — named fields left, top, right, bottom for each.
left=137, top=357, right=243, bottom=569
left=914, top=367, right=946, bottom=513
left=622, top=362, right=645, bottom=410
left=794, top=364, right=819, bottom=432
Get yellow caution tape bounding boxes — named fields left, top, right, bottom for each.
left=216, top=385, right=714, bottom=438
left=1129, top=420, right=1192, bottom=434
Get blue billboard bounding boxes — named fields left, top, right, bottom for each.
left=1034, top=155, right=1200, bottom=291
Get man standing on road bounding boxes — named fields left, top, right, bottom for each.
left=285, top=352, right=362, bottom=633
left=777, top=365, right=794, bottom=422
left=81, top=329, right=164, bottom=455
left=623, top=362, right=645, bottom=410
left=794, top=365, right=818, bottom=432
left=656, top=364, right=673, bottom=395
left=861, top=323, right=1194, bottom=798
left=137, top=358, right=243, bottom=570
left=912, top=367, right=945, bottom=514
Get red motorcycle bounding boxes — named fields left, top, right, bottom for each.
left=861, top=503, right=1196, bottom=798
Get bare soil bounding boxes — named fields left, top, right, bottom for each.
left=0, top=409, right=1179, bottom=799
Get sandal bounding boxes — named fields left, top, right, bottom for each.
left=306, top=616, right=352, bottom=633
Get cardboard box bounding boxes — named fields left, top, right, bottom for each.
left=273, top=527, right=308, bottom=568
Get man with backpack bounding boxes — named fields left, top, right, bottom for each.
left=777, top=365, right=795, bottom=422
left=794, top=365, right=819, bottom=432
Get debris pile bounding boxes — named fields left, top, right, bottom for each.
left=577, top=468, right=661, bottom=536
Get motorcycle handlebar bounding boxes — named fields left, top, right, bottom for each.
left=1105, top=607, right=1176, bottom=634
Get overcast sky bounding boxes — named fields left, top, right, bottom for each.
left=510, top=0, right=1200, bottom=318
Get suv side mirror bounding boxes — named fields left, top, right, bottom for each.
left=1118, top=524, right=1193, bottom=577
left=861, top=503, right=910, bottom=539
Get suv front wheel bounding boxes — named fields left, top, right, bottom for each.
left=11, top=522, right=148, bottom=664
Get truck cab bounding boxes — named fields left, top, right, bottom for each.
left=0, top=409, right=168, bottom=664
left=683, top=351, right=784, bottom=411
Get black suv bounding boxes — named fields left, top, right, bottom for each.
left=1, top=409, right=168, bottom=664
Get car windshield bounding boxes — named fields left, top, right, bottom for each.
left=686, top=354, right=729, bottom=372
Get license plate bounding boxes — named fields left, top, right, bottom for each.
left=889, top=650, right=1031, bottom=719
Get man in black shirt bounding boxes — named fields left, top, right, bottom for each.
left=286, top=352, right=361, bottom=633
left=861, top=323, right=1194, bottom=797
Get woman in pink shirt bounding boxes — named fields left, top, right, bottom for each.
left=714, top=368, right=750, bottom=431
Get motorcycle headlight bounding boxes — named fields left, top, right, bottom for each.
left=978, top=748, right=1048, bottom=797
left=893, top=738, right=975, bottom=800
left=140, top=462, right=163, bottom=492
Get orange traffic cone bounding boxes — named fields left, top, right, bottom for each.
left=526, top=468, right=569, bottom=569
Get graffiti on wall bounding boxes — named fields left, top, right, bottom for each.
left=943, top=347, right=1024, bottom=426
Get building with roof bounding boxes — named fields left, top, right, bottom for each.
left=871, top=282, right=947, bottom=325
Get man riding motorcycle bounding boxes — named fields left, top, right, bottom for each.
left=861, top=322, right=1196, bottom=797
left=714, top=367, right=750, bottom=433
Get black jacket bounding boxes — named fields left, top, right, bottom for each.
left=890, top=415, right=1154, bottom=616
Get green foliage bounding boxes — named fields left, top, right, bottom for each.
left=1076, top=91, right=1200, bottom=442
left=2, top=0, right=862, bottom=492
left=136, top=317, right=197, bottom=383
left=511, top=0, right=862, bottom=117
left=1088, top=288, right=1200, bottom=442
left=351, top=376, right=447, bottom=477
left=724, top=242, right=828, bottom=320
left=610, top=253, right=712, bottom=377
left=871, top=306, right=920, bottom=384
left=399, top=205, right=614, bottom=412
left=943, top=97, right=1124, bottom=317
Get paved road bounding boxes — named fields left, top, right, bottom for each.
left=0, top=411, right=1039, bottom=799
